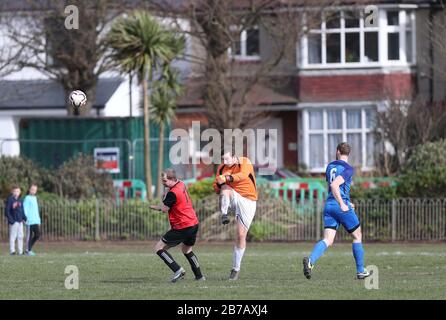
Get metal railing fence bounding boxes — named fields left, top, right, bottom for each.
left=1, top=198, right=444, bottom=242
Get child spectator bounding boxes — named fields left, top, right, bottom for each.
left=4, top=186, right=27, bottom=255
left=23, top=184, right=41, bottom=256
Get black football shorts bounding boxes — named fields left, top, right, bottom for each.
left=161, top=224, right=199, bottom=247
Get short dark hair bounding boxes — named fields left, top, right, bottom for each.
left=162, top=168, right=177, bottom=181
left=11, top=185, right=20, bottom=191
left=337, top=142, right=351, bottom=156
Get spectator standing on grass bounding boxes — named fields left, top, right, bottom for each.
left=4, top=186, right=27, bottom=255
left=23, top=184, right=41, bottom=256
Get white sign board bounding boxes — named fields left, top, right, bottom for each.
left=94, top=147, right=120, bottom=174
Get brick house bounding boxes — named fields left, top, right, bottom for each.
left=174, top=0, right=445, bottom=176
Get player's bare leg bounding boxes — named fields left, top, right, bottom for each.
left=230, top=217, right=248, bottom=280
left=154, top=240, right=185, bottom=283
left=219, top=184, right=232, bottom=225
left=303, top=228, right=336, bottom=279
left=322, top=228, right=336, bottom=247
left=351, top=227, right=370, bottom=279
left=154, top=240, right=168, bottom=251
left=182, top=244, right=205, bottom=281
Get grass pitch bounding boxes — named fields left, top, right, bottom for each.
left=0, top=241, right=445, bottom=300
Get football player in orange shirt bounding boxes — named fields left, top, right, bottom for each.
left=213, top=150, right=258, bottom=280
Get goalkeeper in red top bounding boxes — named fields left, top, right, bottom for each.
left=150, top=168, right=205, bottom=283
left=213, top=148, right=258, bottom=280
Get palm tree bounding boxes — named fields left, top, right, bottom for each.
left=106, top=11, right=184, bottom=200
left=151, top=66, right=184, bottom=197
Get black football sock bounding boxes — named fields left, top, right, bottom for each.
left=156, top=249, right=181, bottom=272
left=184, top=251, right=203, bottom=279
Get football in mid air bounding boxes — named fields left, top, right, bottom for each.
left=69, top=90, right=87, bottom=108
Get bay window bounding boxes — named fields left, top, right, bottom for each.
left=303, top=107, right=376, bottom=172
left=301, top=7, right=416, bottom=67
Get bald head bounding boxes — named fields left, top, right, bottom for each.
left=161, top=168, right=178, bottom=188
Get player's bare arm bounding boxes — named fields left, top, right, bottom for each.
left=330, top=176, right=349, bottom=212
left=150, top=204, right=169, bottom=212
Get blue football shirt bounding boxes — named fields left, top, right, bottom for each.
left=325, top=160, right=354, bottom=204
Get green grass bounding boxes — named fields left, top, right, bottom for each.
left=0, top=242, right=445, bottom=299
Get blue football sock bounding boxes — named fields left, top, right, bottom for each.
left=352, top=242, right=365, bottom=273
left=309, top=240, right=328, bottom=265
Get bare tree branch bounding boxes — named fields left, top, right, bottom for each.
left=4, top=0, right=135, bottom=115
left=148, top=0, right=352, bottom=135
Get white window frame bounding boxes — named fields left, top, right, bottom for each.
left=229, top=25, right=261, bottom=61
left=299, top=7, right=416, bottom=69
left=302, top=106, right=376, bottom=172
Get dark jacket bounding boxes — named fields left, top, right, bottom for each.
left=4, top=195, right=27, bottom=225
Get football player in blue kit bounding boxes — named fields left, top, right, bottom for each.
left=303, top=142, right=371, bottom=280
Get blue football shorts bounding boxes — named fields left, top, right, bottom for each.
left=323, top=201, right=360, bottom=233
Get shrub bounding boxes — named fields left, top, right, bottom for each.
left=187, top=178, right=214, bottom=202
left=53, top=154, right=114, bottom=199
left=0, top=156, right=51, bottom=198
left=351, top=185, right=397, bottom=201
left=0, top=154, right=115, bottom=200
left=247, top=221, right=284, bottom=242
left=397, top=139, right=446, bottom=197
left=37, top=191, right=65, bottom=201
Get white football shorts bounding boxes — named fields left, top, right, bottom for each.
left=229, top=188, right=257, bottom=230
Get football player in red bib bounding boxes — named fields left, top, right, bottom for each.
left=150, top=168, right=205, bottom=283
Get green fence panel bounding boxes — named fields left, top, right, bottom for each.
left=18, top=117, right=171, bottom=181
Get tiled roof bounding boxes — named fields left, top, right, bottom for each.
left=178, top=77, right=298, bottom=108
left=0, top=78, right=122, bottom=109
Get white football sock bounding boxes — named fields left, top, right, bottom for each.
left=219, top=194, right=230, bottom=215
left=232, top=246, right=246, bottom=272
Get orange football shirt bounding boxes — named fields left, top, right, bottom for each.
left=213, top=157, right=258, bottom=201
